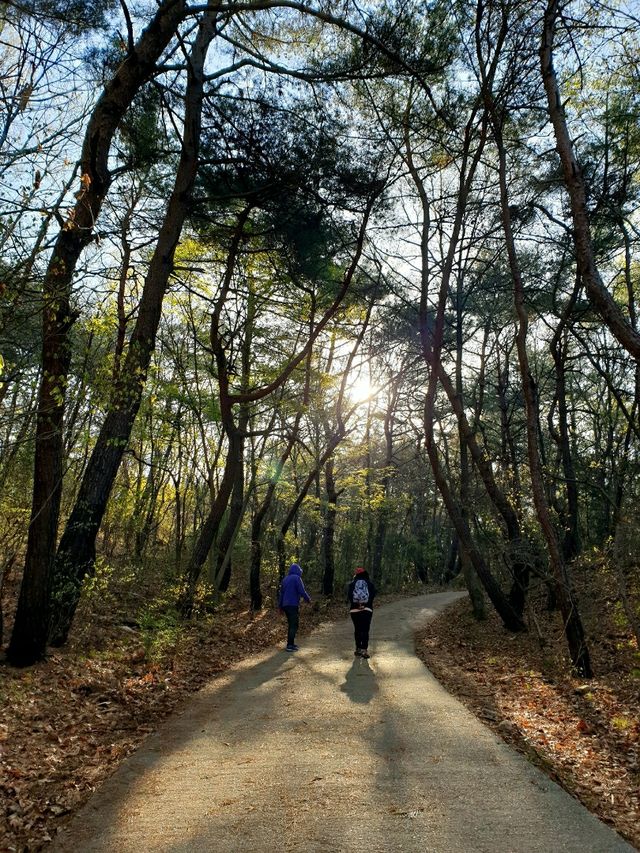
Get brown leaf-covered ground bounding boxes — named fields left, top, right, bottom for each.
left=2, top=562, right=638, bottom=852
left=0, top=574, right=350, bottom=853
left=416, top=565, right=640, bottom=850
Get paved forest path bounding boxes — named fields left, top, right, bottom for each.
left=53, top=593, right=634, bottom=853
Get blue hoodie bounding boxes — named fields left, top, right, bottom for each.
left=279, top=564, right=311, bottom=608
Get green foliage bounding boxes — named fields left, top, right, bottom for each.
left=195, top=88, right=384, bottom=282
left=118, top=85, right=164, bottom=172
left=0, top=262, right=42, bottom=378
left=406, top=535, right=439, bottom=578
left=7, top=0, right=117, bottom=34
left=82, top=557, right=118, bottom=600
left=611, top=601, right=629, bottom=632
left=321, top=0, right=458, bottom=83
left=77, top=558, right=137, bottom=618
left=138, top=605, right=182, bottom=663
left=610, top=716, right=633, bottom=731
left=4, top=0, right=640, bottom=669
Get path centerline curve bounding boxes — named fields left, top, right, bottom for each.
left=53, top=592, right=634, bottom=853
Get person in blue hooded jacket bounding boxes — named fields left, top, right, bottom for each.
left=278, top=563, right=311, bottom=652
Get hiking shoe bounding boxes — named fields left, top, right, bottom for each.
left=354, top=649, right=362, bottom=656
left=360, top=651, right=370, bottom=659
left=286, top=644, right=298, bottom=652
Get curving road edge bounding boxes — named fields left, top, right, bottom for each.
left=53, top=592, right=635, bottom=853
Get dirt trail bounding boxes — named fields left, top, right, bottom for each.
left=53, top=593, right=634, bottom=853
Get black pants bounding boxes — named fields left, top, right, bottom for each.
left=283, top=605, right=299, bottom=645
left=350, top=609, right=373, bottom=650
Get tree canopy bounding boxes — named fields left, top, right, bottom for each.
left=1, top=0, right=639, bottom=674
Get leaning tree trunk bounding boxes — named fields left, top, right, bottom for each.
left=8, top=0, right=189, bottom=666
left=371, top=381, right=398, bottom=581
left=495, top=345, right=523, bottom=504
left=215, top=403, right=250, bottom=595
left=321, top=459, right=338, bottom=596
left=173, top=447, right=185, bottom=573
left=180, top=424, right=244, bottom=615
left=404, top=74, right=528, bottom=623
left=437, top=363, right=530, bottom=615
left=249, top=406, right=306, bottom=608
left=549, top=321, right=581, bottom=562
left=48, top=12, right=216, bottom=647
left=276, top=429, right=346, bottom=581
left=178, top=206, right=254, bottom=614
left=408, top=73, right=524, bottom=631
left=541, top=0, right=640, bottom=363
left=215, top=471, right=244, bottom=596
left=217, top=288, right=255, bottom=598
left=424, top=415, right=525, bottom=631
left=455, top=267, right=486, bottom=620
left=249, top=455, right=290, bottom=609
left=459, top=446, right=486, bottom=620
left=491, top=104, right=592, bottom=676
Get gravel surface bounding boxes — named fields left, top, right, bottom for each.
left=52, top=592, right=634, bottom=852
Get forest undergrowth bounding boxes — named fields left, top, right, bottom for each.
left=416, top=564, right=640, bottom=850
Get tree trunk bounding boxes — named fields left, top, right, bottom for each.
left=406, top=63, right=524, bottom=630
left=404, top=68, right=527, bottom=626
left=218, top=285, right=256, bottom=597
left=47, top=12, right=215, bottom=647
left=425, top=422, right=524, bottom=630
left=371, top=381, right=398, bottom=581
left=276, top=429, right=346, bottom=583
left=216, top=409, right=249, bottom=596
left=549, top=324, right=581, bottom=561
left=540, top=0, right=640, bottom=362
left=455, top=268, right=486, bottom=620
left=181, top=425, right=243, bottom=614
left=495, top=345, right=522, bottom=503
left=491, top=104, right=592, bottom=676
left=321, top=459, right=338, bottom=596
left=443, top=534, right=459, bottom=582
left=8, top=0, right=188, bottom=666
left=249, top=408, right=306, bottom=608
left=461, top=548, right=485, bottom=619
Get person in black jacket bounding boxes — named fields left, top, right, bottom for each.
left=347, top=567, right=376, bottom=659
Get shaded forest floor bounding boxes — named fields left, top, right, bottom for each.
left=0, top=570, right=352, bottom=853
left=416, top=566, right=640, bottom=850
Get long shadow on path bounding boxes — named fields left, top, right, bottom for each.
left=339, top=656, right=378, bottom=704
left=52, top=593, right=635, bottom=853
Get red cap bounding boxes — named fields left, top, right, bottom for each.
left=355, top=567, right=365, bottom=574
